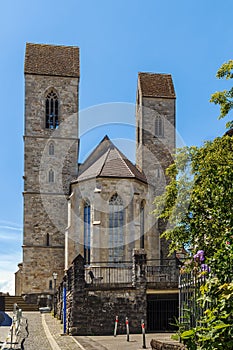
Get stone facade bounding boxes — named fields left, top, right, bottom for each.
left=136, top=74, right=176, bottom=261
left=57, top=251, right=148, bottom=335
left=15, top=43, right=80, bottom=296
left=56, top=250, right=178, bottom=336
left=67, top=176, right=158, bottom=266
left=16, top=45, right=178, bottom=334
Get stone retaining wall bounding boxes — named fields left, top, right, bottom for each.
left=57, top=250, right=148, bottom=335
left=150, top=339, right=186, bottom=350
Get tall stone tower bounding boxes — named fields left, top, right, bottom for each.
left=16, top=43, right=80, bottom=297
left=136, top=73, right=176, bottom=259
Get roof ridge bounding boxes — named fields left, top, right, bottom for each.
left=78, top=135, right=112, bottom=175
left=99, top=148, right=111, bottom=175
left=114, top=148, right=135, bottom=177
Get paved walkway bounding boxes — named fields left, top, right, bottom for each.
left=0, top=311, right=182, bottom=350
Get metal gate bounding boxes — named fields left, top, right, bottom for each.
left=147, top=293, right=178, bottom=332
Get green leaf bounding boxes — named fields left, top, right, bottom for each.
left=181, top=329, right=195, bottom=339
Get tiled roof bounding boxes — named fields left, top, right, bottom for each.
left=76, top=136, right=147, bottom=183
left=138, top=72, right=175, bottom=98
left=24, top=43, right=80, bottom=78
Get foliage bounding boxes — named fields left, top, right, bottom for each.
left=153, top=136, right=233, bottom=261
left=153, top=60, right=233, bottom=349
left=210, top=59, right=233, bottom=129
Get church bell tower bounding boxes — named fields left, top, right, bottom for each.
left=135, top=72, right=176, bottom=260
left=16, top=43, right=80, bottom=297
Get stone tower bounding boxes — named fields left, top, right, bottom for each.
left=136, top=73, right=176, bottom=259
left=16, top=43, right=80, bottom=297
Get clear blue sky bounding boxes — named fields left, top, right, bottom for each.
left=0, top=0, right=232, bottom=294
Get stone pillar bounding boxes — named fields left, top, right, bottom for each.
left=132, top=249, right=147, bottom=287
left=68, top=254, right=86, bottom=335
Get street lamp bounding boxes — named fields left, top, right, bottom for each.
left=52, top=272, right=58, bottom=316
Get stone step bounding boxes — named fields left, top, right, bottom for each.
left=4, top=296, right=38, bottom=312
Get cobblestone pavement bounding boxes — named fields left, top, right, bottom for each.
left=22, top=312, right=52, bottom=350
left=23, top=312, right=80, bottom=350
left=3, top=311, right=181, bottom=350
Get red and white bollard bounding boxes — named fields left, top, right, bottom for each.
left=126, top=317, right=130, bottom=342
left=114, top=315, right=118, bottom=337
left=141, top=319, right=146, bottom=349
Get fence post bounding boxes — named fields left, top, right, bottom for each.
left=114, top=315, right=118, bottom=337
left=141, top=319, right=146, bottom=349
left=63, top=279, right=67, bottom=334
left=126, top=317, right=129, bottom=342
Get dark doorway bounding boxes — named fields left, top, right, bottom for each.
left=147, top=293, right=178, bottom=332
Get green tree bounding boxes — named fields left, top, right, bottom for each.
left=153, top=61, right=233, bottom=349
left=210, top=59, right=233, bottom=129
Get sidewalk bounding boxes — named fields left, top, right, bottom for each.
left=44, top=312, right=182, bottom=350
left=0, top=327, right=10, bottom=346
left=73, top=333, right=181, bottom=350
left=11, top=311, right=183, bottom=350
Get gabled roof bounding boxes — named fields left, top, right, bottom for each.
left=138, top=72, right=175, bottom=98
left=24, top=43, right=80, bottom=78
left=75, top=136, right=147, bottom=183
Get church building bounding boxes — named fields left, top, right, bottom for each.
left=15, top=43, right=179, bottom=333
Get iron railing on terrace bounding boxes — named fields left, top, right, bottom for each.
left=84, top=259, right=179, bottom=285
left=85, top=262, right=132, bottom=285
left=147, top=261, right=179, bottom=284
left=179, top=271, right=209, bottom=328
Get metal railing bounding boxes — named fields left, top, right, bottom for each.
left=179, top=272, right=209, bottom=329
left=85, top=262, right=133, bottom=284
left=0, top=304, right=29, bottom=350
left=84, top=259, right=178, bottom=285
left=147, top=264, right=179, bottom=283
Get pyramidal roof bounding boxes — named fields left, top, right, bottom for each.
left=76, top=136, right=147, bottom=183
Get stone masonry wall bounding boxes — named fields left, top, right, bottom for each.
left=58, top=251, right=147, bottom=336
left=22, top=246, right=64, bottom=295
left=18, top=71, right=79, bottom=296
left=135, top=93, right=176, bottom=266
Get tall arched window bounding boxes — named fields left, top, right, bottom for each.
left=46, top=233, right=50, bottom=246
left=109, top=194, right=124, bottom=262
left=137, top=122, right=140, bottom=144
left=48, top=169, right=54, bottom=183
left=49, top=142, right=55, bottom=156
left=49, top=280, right=53, bottom=290
left=45, top=90, right=59, bottom=129
left=140, top=201, right=145, bottom=249
left=84, top=201, right=91, bottom=265
left=155, top=115, right=164, bottom=137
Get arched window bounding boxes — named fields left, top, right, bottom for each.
left=140, top=201, right=145, bottom=249
left=84, top=201, right=91, bottom=265
left=49, top=169, right=54, bottom=183
left=45, top=90, right=59, bottom=129
left=46, top=233, right=50, bottom=246
left=49, top=142, right=55, bottom=156
left=49, top=280, right=53, bottom=290
left=109, top=194, right=124, bottom=262
left=155, top=115, right=164, bottom=137
left=137, top=122, right=140, bottom=144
